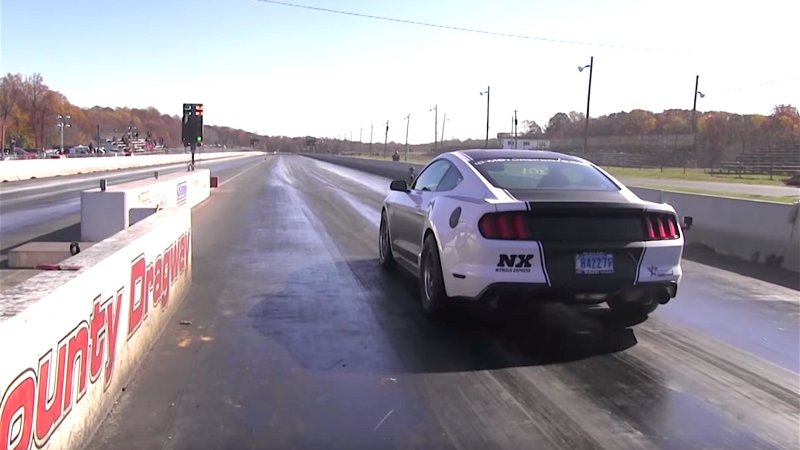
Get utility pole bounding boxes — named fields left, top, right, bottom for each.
left=441, top=113, right=447, bottom=148
left=404, top=114, right=411, bottom=161
left=370, top=123, right=373, bottom=155
left=430, top=105, right=438, bottom=154
left=514, top=109, right=518, bottom=150
left=359, top=127, right=363, bottom=154
left=96, top=124, right=101, bottom=152
left=480, top=86, right=490, bottom=148
left=384, top=120, right=389, bottom=158
left=510, top=116, right=515, bottom=148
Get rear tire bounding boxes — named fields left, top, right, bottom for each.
left=420, top=234, right=449, bottom=317
left=378, top=210, right=396, bottom=270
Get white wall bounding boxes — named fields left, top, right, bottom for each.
left=0, top=152, right=260, bottom=182
left=0, top=207, right=192, bottom=450
left=81, top=169, right=210, bottom=241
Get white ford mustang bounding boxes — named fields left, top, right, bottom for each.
left=379, top=149, right=691, bottom=319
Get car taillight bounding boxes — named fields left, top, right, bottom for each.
left=479, top=213, right=532, bottom=240
left=642, top=213, right=680, bottom=240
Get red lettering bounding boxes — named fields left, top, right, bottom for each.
left=105, top=289, right=123, bottom=388
left=89, top=297, right=107, bottom=383
left=35, top=344, right=67, bottom=444
left=127, top=255, right=146, bottom=339
left=153, top=256, right=163, bottom=308
left=161, top=247, right=171, bottom=307
left=0, top=371, right=35, bottom=450
left=63, top=324, right=89, bottom=414
left=145, top=263, right=154, bottom=311
left=170, top=242, right=179, bottom=285
left=178, top=236, right=186, bottom=274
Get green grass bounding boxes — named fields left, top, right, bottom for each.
left=643, top=185, right=798, bottom=204
left=604, top=167, right=790, bottom=186
left=349, top=153, right=795, bottom=186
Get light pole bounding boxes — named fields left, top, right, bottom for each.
left=578, top=56, right=593, bottom=154
left=691, top=75, right=705, bottom=165
left=440, top=113, right=449, bottom=148
left=404, top=114, right=411, bottom=161
left=384, top=120, right=389, bottom=158
left=430, top=105, right=438, bottom=154
left=480, top=86, right=490, bottom=148
left=57, top=114, right=71, bottom=153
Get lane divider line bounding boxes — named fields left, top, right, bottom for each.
left=219, top=157, right=272, bottom=187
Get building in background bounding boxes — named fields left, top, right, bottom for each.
left=497, top=132, right=550, bottom=150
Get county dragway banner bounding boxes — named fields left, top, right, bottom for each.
left=0, top=207, right=192, bottom=450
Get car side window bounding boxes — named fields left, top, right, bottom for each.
left=412, top=160, right=451, bottom=191
left=435, top=165, right=463, bottom=191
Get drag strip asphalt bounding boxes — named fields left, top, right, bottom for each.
left=87, top=154, right=800, bottom=450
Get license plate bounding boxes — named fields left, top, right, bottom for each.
left=575, top=253, right=614, bottom=274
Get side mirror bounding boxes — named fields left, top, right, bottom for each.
left=682, top=216, right=693, bottom=230
left=390, top=180, right=409, bottom=192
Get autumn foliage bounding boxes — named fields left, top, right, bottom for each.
left=0, top=73, right=267, bottom=150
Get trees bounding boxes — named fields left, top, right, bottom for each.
left=26, top=74, right=47, bottom=148
left=0, top=74, right=23, bottom=154
left=0, top=72, right=279, bottom=149
left=545, top=112, right=571, bottom=137
left=769, top=104, right=800, bottom=139
left=521, top=120, right=542, bottom=137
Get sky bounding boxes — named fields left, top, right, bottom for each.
left=1, top=0, right=799, bottom=144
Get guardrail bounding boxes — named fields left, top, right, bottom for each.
left=301, top=153, right=800, bottom=274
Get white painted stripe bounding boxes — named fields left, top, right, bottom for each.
left=537, top=241, right=551, bottom=286
left=219, top=158, right=270, bottom=186
left=634, top=247, right=647, bottom=285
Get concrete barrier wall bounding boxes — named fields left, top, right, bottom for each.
left=81, top=169, right=210, bottom=241
left=302, top=153, right=800, bottom=273
left=302, top=153, right=424, bottom=179
left=631, top=188, right=800, bottom=273
left=0, top=207, right=192, bottom=450
left=0, top=151, right=259, bottom=182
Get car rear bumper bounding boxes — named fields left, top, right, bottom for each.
left=463, top=280, right=678, bottom=305
left=443, top=239, right=683, bottom=301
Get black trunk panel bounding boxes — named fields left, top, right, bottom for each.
left=541, top=243, right=643, bottom=289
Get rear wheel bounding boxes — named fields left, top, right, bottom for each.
left=378, top=210, right=396, bottom=270
left=420, top=234, right=449, bottom=317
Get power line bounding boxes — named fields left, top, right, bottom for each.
left=716, top=75, right=800, bottom=93
left=254, top=0, right=690, bottom=53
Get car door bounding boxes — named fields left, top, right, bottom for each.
left=391, top=160, right=452, bottom=265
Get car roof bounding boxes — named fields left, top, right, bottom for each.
left=455, top=149, right=586, bottom=163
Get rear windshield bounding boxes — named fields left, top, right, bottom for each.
left=471, top=158, right=619, bottom=191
